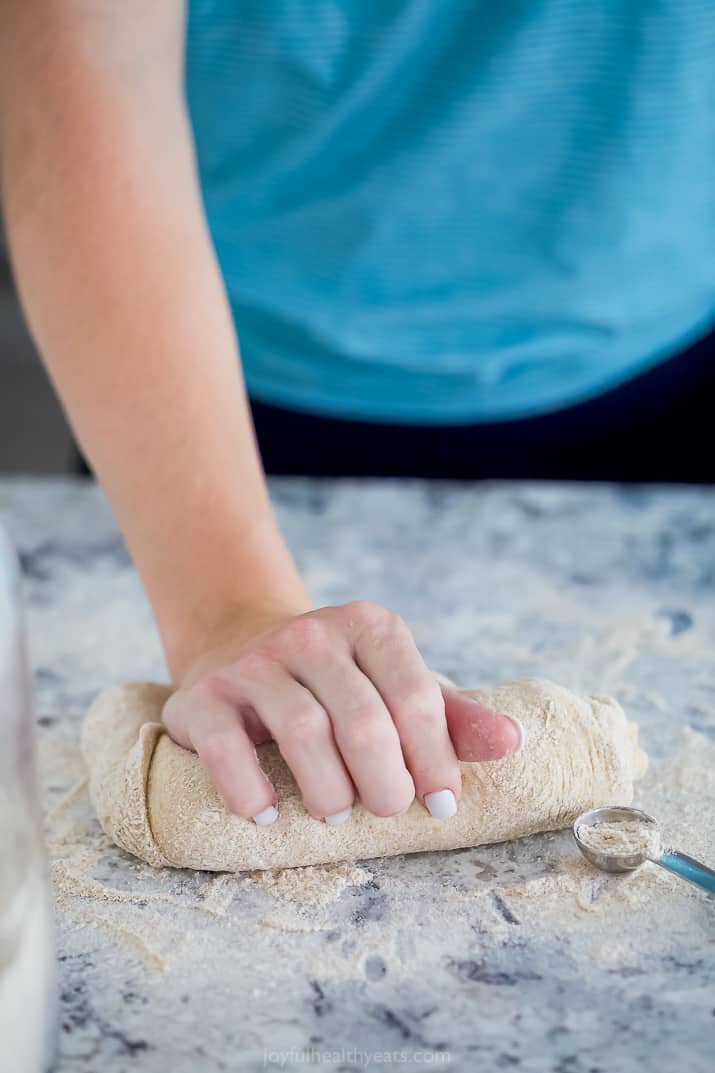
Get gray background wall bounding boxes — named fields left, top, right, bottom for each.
left=0, top=228, right=74, bottom=473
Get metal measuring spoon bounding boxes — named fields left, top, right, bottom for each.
left=573, top=805, right=715, bottom=896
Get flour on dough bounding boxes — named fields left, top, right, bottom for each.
left=81, top=678, right=647, bottom=873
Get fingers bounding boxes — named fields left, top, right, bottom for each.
left=228, top=655, right=356, bottom=822
left=298, top=669, right=413, bottom=819
left=278, top=643, right=416, bottom=817
left=164, top=686, right=276, bottom=822
left=349, top=607, right=461, bottom=816
left=442, top=687, right=525, bottom=761
left=164, top=602, right=526, bottom=831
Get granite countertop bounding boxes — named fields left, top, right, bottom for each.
left=1, top=477, right=714, bottom=1073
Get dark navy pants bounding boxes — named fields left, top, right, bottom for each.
left=250, top=326, right=715, bottom=482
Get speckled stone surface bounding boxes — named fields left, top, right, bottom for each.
left=1, top=477, right=714, bottom=1073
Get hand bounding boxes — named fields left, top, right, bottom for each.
left=163, top=601, right=524, bottom=825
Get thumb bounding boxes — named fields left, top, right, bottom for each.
left=442, top=687, right=526, bottom=762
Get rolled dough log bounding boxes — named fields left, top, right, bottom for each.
left=81, top=678, right=647, bottom=873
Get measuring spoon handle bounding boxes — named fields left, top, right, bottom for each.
left=654, top=850, right=715, bottom=895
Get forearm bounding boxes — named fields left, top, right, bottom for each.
left=0, top=8, right=309, bottom=679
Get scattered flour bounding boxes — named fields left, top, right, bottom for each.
left=246, top=862, right=373, bottom=907
left=52, top=858, right=248, bottom=917
left=37, top=715, right=715, bottom=985
left=54, top=896, right=170, bottom=973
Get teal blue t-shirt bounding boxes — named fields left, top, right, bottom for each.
left=185, top=2, right=715, bottom=424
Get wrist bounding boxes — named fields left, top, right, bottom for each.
left=157, top=518, right=312, bottom=683
left=171, top=595, right=310, bottom=688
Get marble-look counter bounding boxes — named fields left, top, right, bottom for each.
left=1, top=477, right=714, bottom=1073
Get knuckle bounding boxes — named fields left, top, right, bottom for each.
left=282, top=706, right=329, bottom=748
left=373, top=611, right=404, bottom=644
left=351, top=605, right=411, bottom=652
left=164, top=684, right=222, bottom=747
left=235, top=646, right=274, bottom=679
left=396, top=682, right=445, bottom=731
left=386, top=610, right=410, bottom=637
left=280, top=615, right=329, bottom=656
left=342, top=600, right=387, bottom=630
left=197, top=730, right=236, bottom=768
left=341, top=715, right=392, bottom=754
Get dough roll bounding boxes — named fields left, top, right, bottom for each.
left=81, top=678, right=647, bottom=873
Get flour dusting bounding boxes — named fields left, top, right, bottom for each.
left=246, top=862, right=373, bottom=907
left=37, top=711, right=715, bottom=987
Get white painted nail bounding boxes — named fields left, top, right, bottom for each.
left=424, top=789, right=457, bottom=820
left=505, top=714, right=527, bottom=753
left=253, top=805, right=278, bottom=826
left=325, top=806, right=353, bottom=826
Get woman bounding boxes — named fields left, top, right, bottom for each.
left=1, top=3, right=712, bottom=826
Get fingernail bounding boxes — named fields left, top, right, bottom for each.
left=504, top=714, right=527, bottom=753
left=325, top=806, right=353, bottom=826
left=253, top=805, right=278, bottom=826
left=424, top=789, right=457, bottom=820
